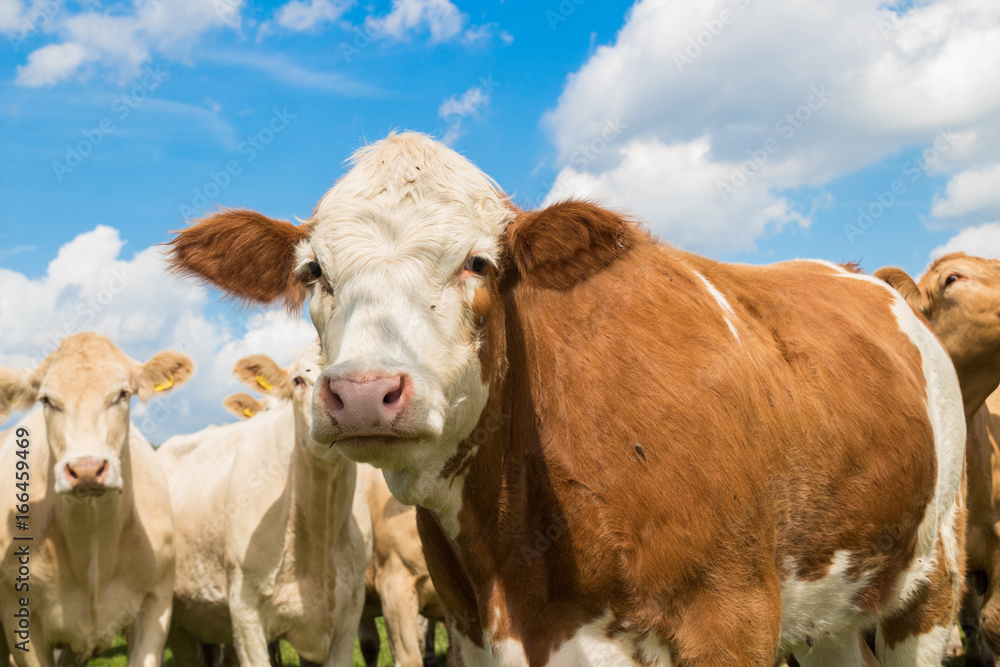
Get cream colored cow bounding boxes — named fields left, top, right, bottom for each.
left=0, top=332, right=193, bottom=667
left=227, top=356, right=442, bottom=667
left=166, top=342, right=371, bottom=667
left=877, top=253, right=1000, bottom=664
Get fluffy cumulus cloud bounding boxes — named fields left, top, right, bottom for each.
left=364, top=0, right=504, bottom=44
left=931, top=163, right=1000, bottom=223
left=275, top=0, right=352, bottom=32
left=438, top=83, right=492, bottom=143
left=932, top=222, right=1000, bottom=261
left=14, top=0, right=244, bottom=87
left=542, top=0, right=1000, bottom=253
left=0, top=226, right=316, bottom=441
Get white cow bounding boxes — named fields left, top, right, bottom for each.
left=0, top=332, right=193, bottom=667
left=165, top=341, right=371, bottom=666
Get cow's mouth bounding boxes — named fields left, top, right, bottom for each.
left=332, top=434, right=418, bottom=448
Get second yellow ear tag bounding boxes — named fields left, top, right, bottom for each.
left=154, top=375, right=174, bottom=392
left=243, top=407, right=255, bottom=418
left=256, top=375, right=272, bottom=391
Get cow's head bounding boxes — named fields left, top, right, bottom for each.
left=169, top=132, right=636, bottom=505
left=0, top=333, right=194, bottom=496
left=876, top=252, right=1000, bottom=418
left=231, top=343, right=332, bottom=462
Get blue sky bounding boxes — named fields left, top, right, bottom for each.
left=2, top=0, right=1000, bottom=438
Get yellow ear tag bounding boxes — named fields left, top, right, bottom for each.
left=154, top=375, right=173, bottom=392
left=243, top=407, right=255, bottom=418
left=256, top=375, right=272, bottom=391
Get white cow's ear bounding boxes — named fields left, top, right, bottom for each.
left=135, top=351, right=196, bottom=401
left=873, top=267, right=930, bottom=317
left=0, top=368, right=37, bottom=422
left=232, top=355, right=292, bottom=400
left=223, top=392, right=264, bottom=420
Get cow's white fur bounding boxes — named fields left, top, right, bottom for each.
left=691, top=269, right=740, bottom=342
left=302, top=133, right=516, bottom=509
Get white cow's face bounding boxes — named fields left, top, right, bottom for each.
left=299, top=137, right=512, bottom=503
left=0, top=333, right=193, bottom=497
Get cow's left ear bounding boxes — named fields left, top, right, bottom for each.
left=0, top=367, right=37, bottom=423
left=506, top=200, right=643, bottom=290
left=135, top=351, right=196, bottom=401
left=873, top=267, right=930, bottom=316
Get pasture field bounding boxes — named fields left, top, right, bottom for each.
left=84, top=618, right=449, bottom=666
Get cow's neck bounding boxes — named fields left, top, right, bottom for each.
left=53, top=442, right=133, bottom=589
left=955, top=358, right=1000, bottom=422
left=287, top=437, right=356, bottom=568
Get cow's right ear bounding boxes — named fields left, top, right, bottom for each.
left=223, top=392, right=265, bottom=420
left=168, top=209, right=310, bottom=309
left=873, top=267, right=930, bottom=316
left=232, top=355, right=293, bottom=400
left=0, top=368, right=37, bottom=423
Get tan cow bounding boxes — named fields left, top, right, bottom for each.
left=165, top=342, right=371, bottom=667
left=877, top=254, right=1000, bottom=665
left=0, top=332, right=192, bottom=667
left=168, top=132, right=967, bottom=665
left=227, top=357, right=442, bottom=667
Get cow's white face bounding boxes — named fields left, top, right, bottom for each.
left=0, top=333, right=193, bottom=497
left=299, top=137, right=512, bottom=504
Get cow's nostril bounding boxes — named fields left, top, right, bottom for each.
left=383, top=383, right=403, bottom=406
left=330, top=389, right=345, bottom=411
left=97, top=461, right=108, bottom=478
left=67, top=465, right=78, bottom=480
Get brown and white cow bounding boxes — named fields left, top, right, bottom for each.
left=168, top=132, right=967, bottom=665
left=163, top=342, right=371, bottom=667
left=226, top=356, right=442, bottom=667
left=0, top=332, right=192, bottom=667
left=877, top=254, right=1000, bottom=664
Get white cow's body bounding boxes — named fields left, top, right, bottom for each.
left=165, top=346, right=372, bottom=666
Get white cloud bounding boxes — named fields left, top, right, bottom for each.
left=931, top=222, right=1000, bottom=261
left=542, top=0, right=1000, bottom=253
left=931, top=163, right=1000, bottom=221
left=14, top=0, right=244, bottom=87
left=438, top=83, right=491, bottom=144
left=367, top=0, right=497, bottom=43
left=0, top=226, right=316, bottom=441
left=275, top=0, right=352, bottom=32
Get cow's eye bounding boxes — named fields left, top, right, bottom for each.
left=293, top=376, right=305, bottom=386
left=945, top=274, right=962, bottom=287
left=308, top=261, right=322, bottom=279
left=115, top=390, right=130, bottom=404
left=40, top=396, right=58, bottom=411
left=464, top=256, right=488, bottom=275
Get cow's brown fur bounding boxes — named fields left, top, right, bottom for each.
left=416, top=202, right=948, bottom=663
left=167, top=209, right=308, bottom=309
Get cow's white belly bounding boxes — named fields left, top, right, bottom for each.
left=457, top=611, right=674, bottom=666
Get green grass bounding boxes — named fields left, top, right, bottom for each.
left=85, top=618, right=447, bottom=666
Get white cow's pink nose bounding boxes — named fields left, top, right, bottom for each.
left=64, top=457, right=110, bottom=491
left=322, top=374, right=408, bottom=431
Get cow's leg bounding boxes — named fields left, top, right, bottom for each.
left=876, top=537, right=962, bottom=666
left=229, top=572, right=273, bottom=667
left=357, top=616, right=380, bottom=667
left=126, top=585, right=173, bottom=667
left=979, top=554, right=1000, bottom=663
left=322, top=568, right=367, bottom=667
left=421, top=616, right=439, bottom=666
left=670, top=585, right=782, bottom=665
left=379, top=575, right=423, bottom=667
left=3, top=618, right=52, bottom=667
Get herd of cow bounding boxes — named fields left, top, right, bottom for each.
left=3, top=131, right=1000, bottom=666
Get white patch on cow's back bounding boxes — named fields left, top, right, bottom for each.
left=808, top=260, right=966, bottom=614
left=691, top=269, right=740, bottom=343
left=779, top=550, right=874, bottom=655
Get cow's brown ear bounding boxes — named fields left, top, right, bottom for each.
left=232, top=355, right=292, bottom=400
left=168, top=209, right=309, bottom=310
left=873, top=267, right=930, bottom=316
left=0, top=368, right=37, bottom=423
left=506, top=200, right=643, bottom=290
left=136, top=351, right=196, bottom=401
left=223, top=392, right=265, bottom=420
